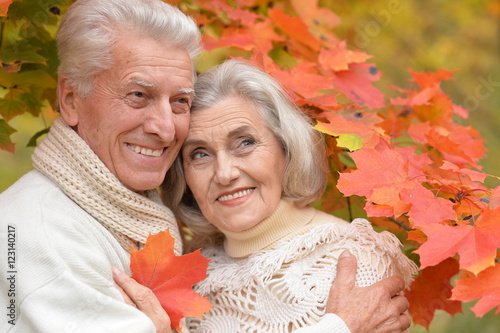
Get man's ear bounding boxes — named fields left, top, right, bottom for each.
left=58, top=75, right=80, bottom=127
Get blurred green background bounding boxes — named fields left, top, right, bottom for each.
left=1, top=0, right=499, bottom=331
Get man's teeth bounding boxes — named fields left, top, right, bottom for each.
left=218, top=189, right=253, bottom=202
left=128, top=144, right=163, bottom=157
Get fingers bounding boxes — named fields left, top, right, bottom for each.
left=392, top=295, right=410, bottom=314
left=112, top=267, right=155, bottom=312
left=112, top=267, right=171, bottom=333
left=399, top=312, right=411, bottom=331
left=332, top=250, right=357, bottom=290
left=374, top=274, right=405, bottom=297
left=114, top=280, right=137, bottom=308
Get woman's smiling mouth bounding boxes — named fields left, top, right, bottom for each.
left=217, top=188, right=254, bottom=202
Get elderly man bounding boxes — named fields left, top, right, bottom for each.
left=0, top=0, right=410, bottom=332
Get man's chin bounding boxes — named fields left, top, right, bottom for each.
left=119, top=174, right=165, bottom=193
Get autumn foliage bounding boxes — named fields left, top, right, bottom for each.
left=1, top=0, right=500, bottom=329
left=130, top=230, right=213, bottom=330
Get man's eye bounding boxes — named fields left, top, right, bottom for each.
left=133, top=92, right=144, bottom=98
left=178, top=98, right=189, bottom=104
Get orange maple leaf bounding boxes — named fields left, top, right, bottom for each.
left=130, top=230, right=213, bottom=330
left=451, top=263, right=500, bottom=317
left=416, top=206, right=500, bottom=275
left=267, top=8, right=321, bottom=52
left=0, top=0, right=12, bottom=17
left=290, top=0, right=340, bottom=47
left=409, top=68, right=456, bottom=89
left=314, top=109, right=383, bottom=149
left=407, top=258, right=462, bottom=329
left=318, top=42, right=372, bottom=72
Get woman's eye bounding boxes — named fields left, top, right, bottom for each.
left=241, top=138, right=255, bottom=147
left=191, top=150, right=208, bottom=160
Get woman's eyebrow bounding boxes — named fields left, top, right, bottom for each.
left=183, top=138, right=207, bottom=148
left=227, top=125, right=252, bottom=138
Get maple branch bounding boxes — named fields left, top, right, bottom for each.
left=388, top=217, right=414, bottom=231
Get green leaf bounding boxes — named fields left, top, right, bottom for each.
left=336, top=133, right=364, bottom=151
left=1, top=41, right=47, bottom=65
left=0, top=118, right=16, bottom=153
left=20, top=86, right=44, bottom=117
left=26, top=126, right=49, bottom=147
left=0, top=96, right=25, bottom=121
left=7, top=0, right=66, bottom=26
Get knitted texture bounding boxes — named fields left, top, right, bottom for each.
left=187, top=219, right=417, bottom=332
left=32, top=117, right=182, bottom=255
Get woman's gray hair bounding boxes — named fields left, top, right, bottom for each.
left=163, top=59, right=329, bottom=235
left=56, top=0, right=201, bottom=98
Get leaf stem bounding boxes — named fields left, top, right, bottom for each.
left=388, top=216, right=414, bottom=231
left=0, top=21, right=4, bottom=51
left=347, top=196, right=353, bottom=222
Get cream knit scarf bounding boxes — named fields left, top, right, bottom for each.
left=32, top=117, right=182, bottom=255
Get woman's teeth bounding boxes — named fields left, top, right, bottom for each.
left=218, top=189, right=253, bottom=202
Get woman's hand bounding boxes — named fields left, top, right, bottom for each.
left=326, top=251, right=411, bottom=333
left=112, top=267, right=172, bottom=333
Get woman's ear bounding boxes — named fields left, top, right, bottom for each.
left=57, top=75, right=79, bottom=127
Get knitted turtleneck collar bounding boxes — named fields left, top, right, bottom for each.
left=32, top=117, right=183, bottom=255
left=219, top=200, right=317, bottom=258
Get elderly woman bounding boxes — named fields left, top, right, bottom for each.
left=161, top=60, right=417, bottom=332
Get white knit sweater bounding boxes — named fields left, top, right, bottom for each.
left=187, top=201, right=417, bottom=332
left=0, top=171, right=156, bottom=332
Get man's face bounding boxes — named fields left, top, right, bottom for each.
left=66, top=34, right=194, bottom=192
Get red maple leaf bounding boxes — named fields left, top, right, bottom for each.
left=415, top=206, right=500, bottom=275
left=331, top=62, right=385, bottom=108
left=269, top=61, right=332, bottom=98
left=406, top=258, right=462, bottom=329
left=451, top=263, right=500, bottom=316
left=130, top=230, right=213, bottom=330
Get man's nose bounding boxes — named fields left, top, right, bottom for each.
left=143, top=102, right=176, bottom=142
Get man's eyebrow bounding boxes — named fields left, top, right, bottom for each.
left=178, top=87, right=194, bottom=94
left=129, top=78, right=156, bottom=88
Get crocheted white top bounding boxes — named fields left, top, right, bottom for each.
left=187, top=201, right=417, bottom=332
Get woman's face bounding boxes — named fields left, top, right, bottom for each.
left=182, top=95, right=287, bottom=233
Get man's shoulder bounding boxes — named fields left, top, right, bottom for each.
left=0, top=169, right=59, bottom=203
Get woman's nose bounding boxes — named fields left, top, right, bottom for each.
left=214, top=153, right=240, bottom=185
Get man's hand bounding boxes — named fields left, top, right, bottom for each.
left=112, top=267, right=172, bottom=333
left=326, top=251, right=411, bottom=333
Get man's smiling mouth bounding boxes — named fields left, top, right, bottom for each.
left=126, top=143, right=164, bottom=157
